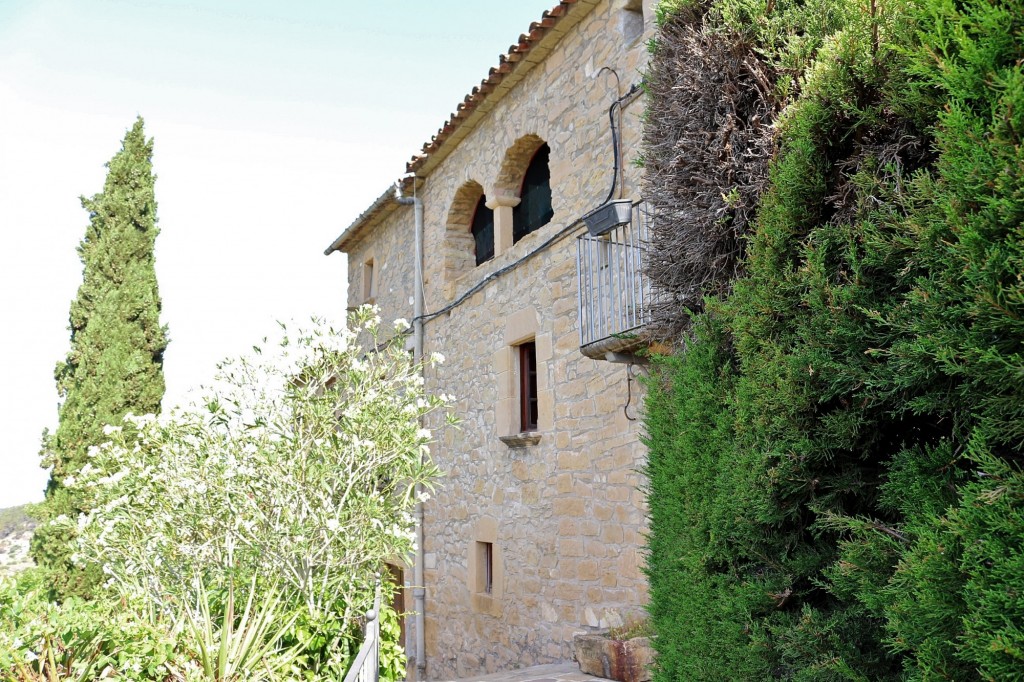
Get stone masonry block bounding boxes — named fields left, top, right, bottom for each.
left=577, top=559, right=600, bottom=581
left=557, top=450, right=589, bottom=471
left=553, top=497, right=586, bottom=517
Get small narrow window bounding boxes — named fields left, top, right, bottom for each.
left=362, top=258, right=376, bottom=302
left=476, top=541, right=494, bottom=594
left=519, top=341, right=539, bottom=432
left=471, top=195, right=494, bottom=266
left=513, top=144, right=553, bottom=243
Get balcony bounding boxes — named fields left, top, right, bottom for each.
left=576, top=200, right=653, bottom=361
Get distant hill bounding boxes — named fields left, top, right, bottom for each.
left=0, top=504, right=37, bottom=577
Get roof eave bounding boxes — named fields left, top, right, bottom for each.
left=323, top=185, right=398, bottom=255
left=325, top=0, right=599, bottom=255
left=405, top=0, right=596, bottom=177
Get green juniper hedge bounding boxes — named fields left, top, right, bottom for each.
left=32, top=118, right=168, bottom=598
left=644, top=0, right=1023, bottom=678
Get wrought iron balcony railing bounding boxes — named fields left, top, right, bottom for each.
left=576, top=200, right=652, bottom=360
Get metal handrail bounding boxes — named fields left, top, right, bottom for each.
left=343, top=578, right=382, bottom=682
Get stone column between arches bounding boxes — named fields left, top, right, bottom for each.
left=486, top=194, right=520, bottom=258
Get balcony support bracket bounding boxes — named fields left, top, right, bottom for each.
left=604, top=351, right=647, bottom=365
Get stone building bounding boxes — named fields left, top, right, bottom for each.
left=324, top=1, right=657, bottom=678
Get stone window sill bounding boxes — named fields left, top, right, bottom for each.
left=499, top=433, right=542, bottom=448
left=471, top=591, right=502, bottom=616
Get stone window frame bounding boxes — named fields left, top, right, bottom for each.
left=468, top=516, right=503, bottom=616
left=476, top=541, right=494, bottom=594
left=442, top=180, right=491, bottom=297
left=518, top=341, right=539, bottom=432
left=361, top=254, right=377, bottom=304
left=496, top=307, right=552, bottom=447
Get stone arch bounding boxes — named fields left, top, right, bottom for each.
left=494, top=134, right=547, bottom=201
left=495, top=134, right=554, bottom=243
left=443, top=180, right=487, bottom=287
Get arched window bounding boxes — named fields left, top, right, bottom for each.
left=513, top=144, right=553, bottom=243
left=443, top=180, right=488, bottom=284
left=471, top=194, right=494, bottom=266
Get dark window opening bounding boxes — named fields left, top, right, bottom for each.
left=471, top=194, right=494, bottom=266
left=519, top=341, right=539, bottom=432
left=362, top=258, right=375, bottom=302
left=477, top=541, right=494, bottom=594
left=513, top=144, right=553, bottom=243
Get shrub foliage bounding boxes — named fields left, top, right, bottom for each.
left=642, top=2, right=777, bottom=342
left=643, top=0, right=1024, bottom=678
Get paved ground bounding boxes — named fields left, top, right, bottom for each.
left=433, top=663, right=601, bottom=682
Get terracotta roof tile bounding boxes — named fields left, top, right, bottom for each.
left=406, top=0, right=582, bottom=174
left=326, top=0, right=591, bottom=255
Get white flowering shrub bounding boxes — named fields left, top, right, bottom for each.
left=53, top=307, right=447, bottom=676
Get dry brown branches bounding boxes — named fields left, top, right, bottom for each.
left=642, top=10, right=779, bottom=342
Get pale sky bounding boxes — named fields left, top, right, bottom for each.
left=0, top=0, right=557, bottom=508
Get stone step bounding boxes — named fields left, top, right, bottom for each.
left=429, top=662, right=603, bottom=682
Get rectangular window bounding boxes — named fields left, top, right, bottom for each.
left=362, top=258, right=376, bottom=302
left=519, top=341, right=539, bottom=432
left=476, top=541, right=493, bottom=594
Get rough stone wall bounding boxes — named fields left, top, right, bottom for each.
left=344, top=205, right=416, bottom=338
left=341, top=0, right=657, bottom=678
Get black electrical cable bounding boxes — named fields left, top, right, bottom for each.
left=623, top=363, right=640, bottom=421
left=409, top=80, right=643, bottom=331
left=414, top=217, right=582, bottom=328
left=598, top=68, right=642, bottom=205
left=604, top=99, right=622, bottom=205
left=599, top=66, right=623, bottom=204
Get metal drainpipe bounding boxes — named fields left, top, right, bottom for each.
left=396, top=187, right=426, bottom=678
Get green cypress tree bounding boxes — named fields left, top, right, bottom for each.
left=33, top=118, right=168, bottom=597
